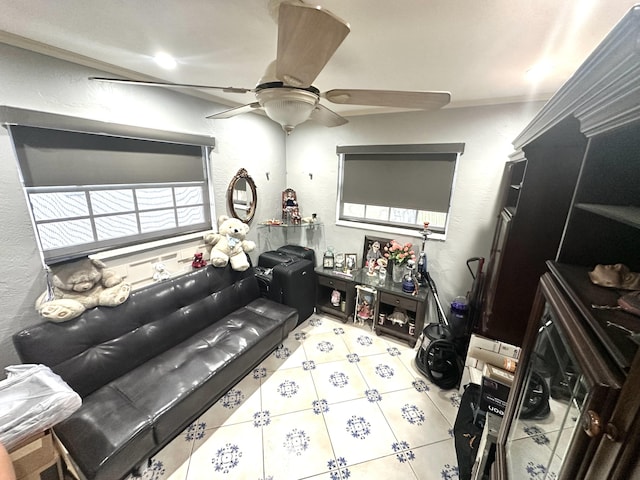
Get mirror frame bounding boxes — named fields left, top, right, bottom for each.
left=227, top=168, right=257, bottom=224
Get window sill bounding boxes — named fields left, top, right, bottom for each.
left=336, top=220, right=446, bottom=241
left=92, top=231, right=209, bottom=262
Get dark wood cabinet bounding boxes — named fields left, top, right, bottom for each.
left=480, top=7, right=640, bottom=349
left=314, top=267, right=427, bottom=346
left=490, top=6, right=640, bottom=479
left=375, top=289, right=426, bottom=347
left=480, top=119, right=586, bottom=347
left=315, top=269, right=356, bottom=322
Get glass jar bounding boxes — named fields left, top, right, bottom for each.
left=392, top=263, right=404, bottom=283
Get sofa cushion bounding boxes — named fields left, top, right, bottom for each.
left=54, top=385, right=155, bottom=480
left=111, top=299, right=297, bottom=443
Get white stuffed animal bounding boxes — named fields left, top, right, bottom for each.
left=204, top=215, right=256, bottom=271
left=35, top=257, right=131, bottom=322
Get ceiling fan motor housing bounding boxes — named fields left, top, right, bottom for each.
left=256, top=82, right=320, bottom=134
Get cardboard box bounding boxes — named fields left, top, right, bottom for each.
left=479, top=364, right=514, bottom=417
left=9, top=430, right=62, bottom=480
left=52, top=431, right=81, bottom=480
left=497, top=341, right=521, bottom=360
left=468, top=334, right=500, bottom=353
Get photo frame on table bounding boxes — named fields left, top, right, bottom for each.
left=361, top=236, right=392, bottom=269
left=344, top=253, right=357, bottom=271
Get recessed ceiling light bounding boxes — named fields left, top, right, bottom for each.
left=154, top=52, right=177, bottom=70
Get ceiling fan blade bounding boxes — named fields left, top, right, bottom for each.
left=206, top=103, right=261, bottom=119
left=276, top=2, right=350, bottom=88
left=89, top=77, right=253, bottom=94
left=324, top=89, right=451, bottom=110
left=310, top=104, right=348, bottom=127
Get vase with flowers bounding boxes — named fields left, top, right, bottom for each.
left=384, top=240, right=416, bottom=283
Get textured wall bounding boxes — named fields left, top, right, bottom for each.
left=0, top=41, right=544, bottom=372
left=286, top=101, right=544, bottom=311
left=0, top=43, right=284, bottom=371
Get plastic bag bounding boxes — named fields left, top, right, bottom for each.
left=0, top=364, right=81, bottom=450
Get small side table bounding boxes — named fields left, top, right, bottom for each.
left=354, top=270, right=428, bottom=347
left=315, top=268, right=356, bottom=322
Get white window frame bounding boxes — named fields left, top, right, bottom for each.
left=2, top=107, right=216, bottom=264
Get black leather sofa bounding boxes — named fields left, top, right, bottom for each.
left=13, top=264, right=298, bottom=480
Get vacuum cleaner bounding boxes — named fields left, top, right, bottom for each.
left=415, top=255, right=485, bottom=390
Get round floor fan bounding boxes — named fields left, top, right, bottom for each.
left=417, top=338, right=464, bottom=390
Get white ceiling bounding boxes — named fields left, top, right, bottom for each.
left=0, top=0, right=638, bottom=117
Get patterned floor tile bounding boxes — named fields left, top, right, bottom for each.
left=322, top=397, right=398, bottom=465
left=425, top=387, right=462, bottom=426
left=260, top=335, right=309, bottom=372
left=263, top=409, right=335, bottom=480
left=137, top=429, right=194, bottom=480
left=310, top=359, right=370, bottom=404
left=377, top=388, right=453, bottom=447
left=302, top=331, right=352, bottom=364
left=340, top=328, right=389, bottom=357
left=303, top=315, right=345, bottom=336
left=140, top=313, right=465, bottom=480
left=260, top=366, right=318, bottom=416
left=320, top=453, right=419, bottom=480
left=409, top=439, right=459, bottom=480
left=196, top=373, right=262, bottom=428
left=186, top=420, right=263, bottom=480
left=356, top=354, right=417, bottom=393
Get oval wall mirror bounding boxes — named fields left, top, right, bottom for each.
left=227, top=168, right=257, bottom=223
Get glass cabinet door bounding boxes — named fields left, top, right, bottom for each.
left=500, top=273, right=622, bottom=480
left=505, top=303, right=588, bottom=478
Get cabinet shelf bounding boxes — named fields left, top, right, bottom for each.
left=375, top=323, right=415, bottom=344
left=257, top=222, right=324, bottom=254
left=574, top=203, right=640, bottom=230
left=548, top=261, right=637, bottom=373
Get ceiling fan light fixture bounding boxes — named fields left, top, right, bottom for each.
left=257, top=88, right=319, bottom=134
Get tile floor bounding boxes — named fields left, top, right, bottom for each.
left=128, top=313, right=464, bottom=480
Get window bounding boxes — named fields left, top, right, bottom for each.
left=8, top=123, right=213, bottom=264
left=336, top=143, right=464, bottom=236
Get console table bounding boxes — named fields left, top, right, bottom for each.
left=315, top=267, right=427, bottom=347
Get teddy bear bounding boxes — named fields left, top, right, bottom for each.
left=203, top=215, right=256, bottom=271
left=191, top=252, right=207, bottom=269
left=35, top=257, right=131, bottom=322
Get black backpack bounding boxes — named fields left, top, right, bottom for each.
left=453, top=383, right=484, bottom=480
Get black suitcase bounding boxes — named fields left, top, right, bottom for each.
left=270, top=259, right=316, bottom=324
left=258, top=250, right=297, bottom=268
left=254, top=266, right=273, bottom=298
left=277, top=245, right=316, bottom=265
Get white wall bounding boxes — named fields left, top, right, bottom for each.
left=286, top=102, right=544, bottom=310
left=0, top=41, right=545, bottom=372
left=0, top=43, right=285, bottom=370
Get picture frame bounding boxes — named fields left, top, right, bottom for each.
left=362, top=236, right=392, bottom=269
left=322, top=251, right=334, bottom=269
left=344, top=253, right=357, bottom=271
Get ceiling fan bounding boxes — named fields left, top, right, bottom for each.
left=91, top=1, right=450, bottom=135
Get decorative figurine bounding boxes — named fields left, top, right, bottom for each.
left=192, top=252, right=207, bottom=269
left=331, top=289, right=341, bottom=306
